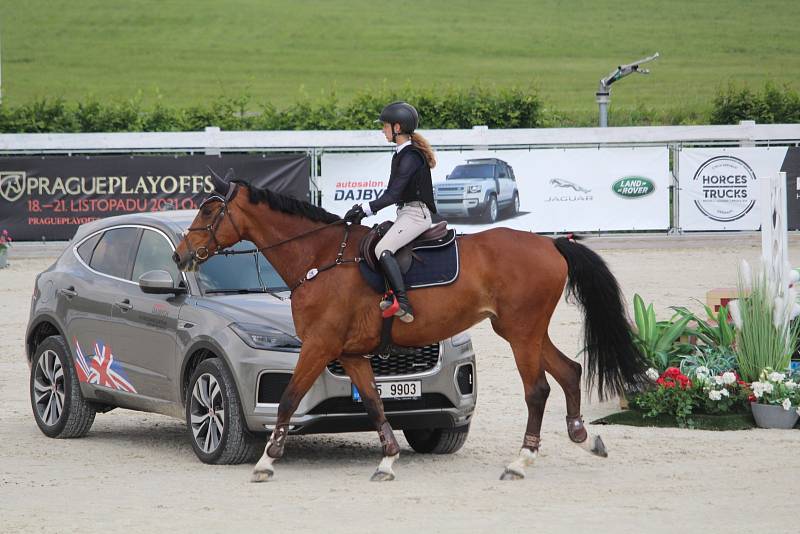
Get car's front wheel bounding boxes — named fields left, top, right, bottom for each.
left=403, top=424, right=470, bottom=454
left=186, top=358, right=258, bottom=464
left=482, top=195, right=498, bottom=224
left=30, top=335, right=96, bottom=438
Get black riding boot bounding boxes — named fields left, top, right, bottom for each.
left=379, top=251, right=414, bottom=323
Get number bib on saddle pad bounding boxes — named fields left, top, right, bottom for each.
left=358, top=222, right=460, bottom=294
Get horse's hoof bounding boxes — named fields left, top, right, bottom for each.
left=500, top=469, right=525, bottom=481
left=591, top=435, right=608, bottom=458
left=250, top=469, right=274, bottom=483
left=370, top=470, right=395, bottom=482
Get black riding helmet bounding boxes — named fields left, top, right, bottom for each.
left=378, top=101, right=419, bottom=139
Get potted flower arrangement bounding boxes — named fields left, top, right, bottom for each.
left=633, top=366, right=751, bottom=427
left=748, top=369, right=800, bottom=429
left=0, top=229, right=11, bottom=269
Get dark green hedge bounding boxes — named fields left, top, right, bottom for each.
left=0, top=86, right=542, bottom=133
left=1, top=82, right=797, bottom=132
left=710, top=82, right=800, bottom=124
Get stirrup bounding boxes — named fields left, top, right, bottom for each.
left=397, top=303, right=414, bottom=323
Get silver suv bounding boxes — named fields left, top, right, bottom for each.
left=434, top=158, right=520, bottom=223
left=25, top=211, right=477, bottom=464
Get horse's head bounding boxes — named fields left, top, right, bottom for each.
left=173, top=168, right=245, bottom=271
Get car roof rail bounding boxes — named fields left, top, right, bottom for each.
left=465, top=157, right=505, bottom=165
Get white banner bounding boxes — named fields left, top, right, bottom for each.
left=678, top=148, right=789, bottom=231
left=321, top=147, right=669, bottom=233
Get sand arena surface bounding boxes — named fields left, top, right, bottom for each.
left=2, top=236, right=799, bottom=533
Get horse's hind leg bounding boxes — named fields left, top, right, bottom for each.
left=492, top=319, right=549, bottom=481
left=543, top=336, right=607, bottom=458
left=339, top=355, right=401, bottom=481
left=251, top=345, right=332, bottom=482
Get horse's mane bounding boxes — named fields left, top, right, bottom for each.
left=234, top=181, right=341, bottom=224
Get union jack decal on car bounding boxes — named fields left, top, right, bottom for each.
left=73, top=338, right=137, bottom=394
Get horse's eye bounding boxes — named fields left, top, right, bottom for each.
left=201, top=207, right=213, bottom=217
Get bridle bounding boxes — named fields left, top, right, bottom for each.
left=184, top=190, right=244, bottom=261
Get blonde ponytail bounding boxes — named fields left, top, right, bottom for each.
left=410, top=132, right=437, bottom=169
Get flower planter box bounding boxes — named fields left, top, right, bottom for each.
left=0, top=248, right=7, bottom=269
left=750, top=402, right=799, bottom=429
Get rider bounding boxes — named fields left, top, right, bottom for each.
left=344, top=101, right=437, bottom=323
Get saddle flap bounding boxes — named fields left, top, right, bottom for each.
left=358, top=220, right=454, bottom=273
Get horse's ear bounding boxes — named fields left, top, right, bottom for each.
left=207, top=166, right=228, bottom=194
left=224, top=168, right=236, bottom=182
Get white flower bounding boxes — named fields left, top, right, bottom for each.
left=728, top=300, right=743, bottom=330
left=768, top=371, right=785, bottom=383
left=751, top=381, right=767, bottom=399
left=785, top=381, right=798, bottom=390
left=708, top=390, right=722, bottom=401
left=646, top=368, right=660, bottom=381
left=696, top=366, right=710, bottom=377
left=720, top=388, right=730, bottom=397
left=739, top=260, right=752, bottom=292
left=782, top=398, right=792, bottom=411
left=722, top=372, right=736, bottom=385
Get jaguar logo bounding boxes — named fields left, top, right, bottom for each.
left=0, top=172, right=26, bottom=202
left=549, top=178, right=591, bottom=193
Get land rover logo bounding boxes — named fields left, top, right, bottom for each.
left=692, top=156, right=756, bottom=222
left=0, top=172, right=26, bottom=202
left=612, top=176, right=655, bottom=198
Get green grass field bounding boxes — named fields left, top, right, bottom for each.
left=1, top=0, right=798, bottom=119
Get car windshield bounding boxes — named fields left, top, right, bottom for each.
left=195, top=241, right=288, bottom=294
left=448, top=164, right=494, bottom=180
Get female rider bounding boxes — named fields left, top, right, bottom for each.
left=344, top=101, right=437, bottom=323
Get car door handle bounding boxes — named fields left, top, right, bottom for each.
left=59, top=286, right=77, bottom=299
left=115, top=299, right=133, bottom=312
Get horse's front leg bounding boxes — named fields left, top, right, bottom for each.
left=340, top=355, right=401, bottom=481
left=251, top=344, right=333, bottom=482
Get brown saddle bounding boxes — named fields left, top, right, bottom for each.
left=359, top=220, right=453, bottom=273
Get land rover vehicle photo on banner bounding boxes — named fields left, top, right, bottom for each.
left=433, top=158, right=521, bottom=224
left=25, top=211, right=477, bottom=464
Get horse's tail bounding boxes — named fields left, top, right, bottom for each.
left=552, top=236, right=647, bottom=400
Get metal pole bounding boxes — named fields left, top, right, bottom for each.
left=596, top=91, right=609, bottom=127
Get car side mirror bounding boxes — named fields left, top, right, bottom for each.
left=139, top=270, right=186, bottom=294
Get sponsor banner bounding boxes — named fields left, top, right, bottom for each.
left=782, top=148, right=800, bottom=231
left=678, top=148, right=793, bottom=231
left=0, top=154, right=309, bottom=240
left=321, top=147, right=669, bottom=233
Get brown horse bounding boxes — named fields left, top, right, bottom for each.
left=173, top=173, right=646, bottom=482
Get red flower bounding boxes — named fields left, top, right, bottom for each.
left=663, top=381, right=676, bottom=389
left=748, top=394, right=756, bottom=402
left=664, top=367, right=681, bottom=378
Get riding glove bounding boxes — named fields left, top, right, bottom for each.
left=344, top=204, right=367, bottom=224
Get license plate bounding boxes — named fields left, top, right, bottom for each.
left=352, top=381, right=421, bottom=401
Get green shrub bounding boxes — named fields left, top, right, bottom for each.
left=0, top=85, right=543, bottom=133
left=710, top=82, right=800, bottom=124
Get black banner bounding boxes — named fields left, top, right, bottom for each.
left=0, top=154, right=309, bottom=240
left=783, top=147, right=800, bottom=231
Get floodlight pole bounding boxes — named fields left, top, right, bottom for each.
left=596, top=52, right=659, bottom=127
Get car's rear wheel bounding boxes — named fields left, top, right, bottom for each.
left=186, top=358, right=258, bottom=464
left=30, top=335, right=96, bottom=438
left=403, top=424, right=470, bottom=454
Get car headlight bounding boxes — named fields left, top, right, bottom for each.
left=230, top=322, right=302, bottom=352
left=467, top=185, right=482, bottom=193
